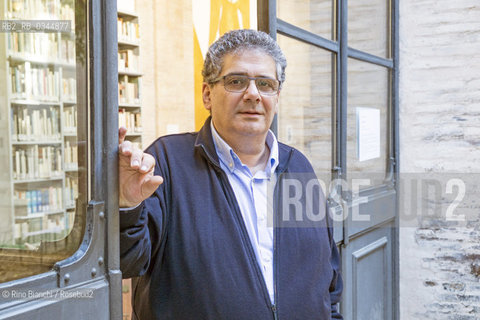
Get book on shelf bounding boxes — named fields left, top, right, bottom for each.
left=62, top=77, right=76, bottom=101
left=6, top=0, right=74, bottom=22
left=23, top=215, right=65, bottom=237
left=14, top=187, right=63, bottom=215
left=64, top=140, right=78, bottom=169
left=65, top=175, right=78, bottom=208
left=135, top=113, right=142, bottom=132
left=10, top=62, right=60, bottom=101
left=8, top=33, right=58, bottom=60
left=118, top=78, right=140, bottom=104
left=118, top=49, right=139, bottom=72
left=13, top=145, right=62, bottom=180
left=12, top=105, right=61, bottom=141
left=118, top=108, right=142, bottom=132
left=61, top=37, right=76, bottom=64
left=10, top=63, right=25, bottom=94
left=63, top=106, right=77, bottom=133
left=117, top=18, right=140, bottom=43
left=125, top=81, right=139, bottom=103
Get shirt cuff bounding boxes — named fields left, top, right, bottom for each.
left=119, top=202, right=142, bottom=211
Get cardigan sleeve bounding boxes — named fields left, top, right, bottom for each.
left=119, top=144, right=169, bottom=279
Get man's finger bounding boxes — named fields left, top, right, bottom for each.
left=119, top=126, right=127, bottom=145
left=139, top=153, right=156, bottom=173
left=142, top=175, right=164, bottom=197
left=119, top=140, right=133, bottom=156
left=130, top=148, right=144, bottom=169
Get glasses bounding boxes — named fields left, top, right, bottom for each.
left=216, top=75, right=280, bottom=96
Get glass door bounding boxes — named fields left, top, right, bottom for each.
left=0, top=0, right=121, bottom=318
left=259, top=0, right=399, bottom=318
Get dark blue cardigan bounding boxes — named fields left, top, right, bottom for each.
left=120, top=118, right=343, bottom=319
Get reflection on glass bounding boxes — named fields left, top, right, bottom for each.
left=347, top=59, right=389, bottom=186
left=348, top=0, right=389, bottom=58
left=0, top=0, right=87, bottom=282
left=277, top=35, right=333, bottom=184
left=278, top=0, right=333, bottom=40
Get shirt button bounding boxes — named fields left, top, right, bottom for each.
left=264, top=256, right=272, bottom=263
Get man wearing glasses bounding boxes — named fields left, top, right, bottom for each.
left=119, top=29, right=343, bottom=319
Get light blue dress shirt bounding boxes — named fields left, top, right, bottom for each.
left=210, top=121, right=279, bottom=304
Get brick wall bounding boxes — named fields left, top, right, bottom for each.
left=399, top=1, right=480, bottom=319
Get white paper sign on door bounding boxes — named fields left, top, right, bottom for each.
left=356, top=107, right=380, bottom=161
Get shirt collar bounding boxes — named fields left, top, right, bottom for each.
left=210, top=120, right=279, bottom=177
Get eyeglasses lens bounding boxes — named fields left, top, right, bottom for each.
left=223, top=75, right=278, bottom=95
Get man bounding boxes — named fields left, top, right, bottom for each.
left=119, top=29, right=343, bottom=319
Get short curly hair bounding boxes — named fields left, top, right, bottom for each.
left=202, top=29, right=287, bottom=88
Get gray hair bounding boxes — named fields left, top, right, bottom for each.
left=202, top=29, right=287, bottom=88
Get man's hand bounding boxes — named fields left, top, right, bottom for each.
left=119, top=127, right=164, bottom=208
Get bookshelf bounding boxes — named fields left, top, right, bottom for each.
left=118, top=0, right=142, bottom=149
left=0, top=0, right=78, bottom=247
left=117, top=0, right=140, bottom=318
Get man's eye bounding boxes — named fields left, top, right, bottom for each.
left=230, top=79, right=244, bottom=85
left=257, top=80, right=270, bottom=88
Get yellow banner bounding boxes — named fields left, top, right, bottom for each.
left=193, top=0, right=256, bottom=130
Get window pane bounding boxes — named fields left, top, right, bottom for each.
left=347, top=59, right=389, bottom=186
left=278, top=0, right=334, bottom=40
left=0, top=0, right=87, bottom=282
left=348, top=0, right=389, bottom=58
left=277, top=35, right=333, bottom=184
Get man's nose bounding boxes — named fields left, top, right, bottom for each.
left=243, top=79, right=261, bottom=100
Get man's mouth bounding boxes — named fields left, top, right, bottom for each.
left=239, top=110, right=262, bottom=115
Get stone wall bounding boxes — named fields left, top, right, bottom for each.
left=138, top=0, right=195, bottom=147
left=399, top=0, right=480, bottom=319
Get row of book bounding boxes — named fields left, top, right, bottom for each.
left=8, top=33, right=56, bottom=59
left=63, top=106, right=77, bottom=133
left=62, top=77, right=76, bottom=101
left=65, top=175, right=78, bottom=208
left=118, top=18, right=140, bottom=43
left=8, top=32, right=76, bottom=64
left=61, top=38, right=76, bottom=64
left=6, top=0, right=75, bottom=23
left=10, top=63, right=77, bottom=101
left=15, top=215, right=65, bottom=240
left=118, top=49, right=139, bottom=72
left=118, top=78, right=140, bottom=104
left=13, top=145, right=63, bottom=180
left=14, top=187, right=63, bottom=215
left=119, top=109, right=142, bottom=133
left=12, top=106, right=61, bottom=141
left=11, top=63, right=60, bottom=101
left=64, top=141, right=78, bottom=169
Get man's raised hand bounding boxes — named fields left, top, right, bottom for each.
left=119, top=127, right=164, bottom=208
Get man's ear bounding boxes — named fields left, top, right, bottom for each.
left=202, top=83, right=212, bottom=111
